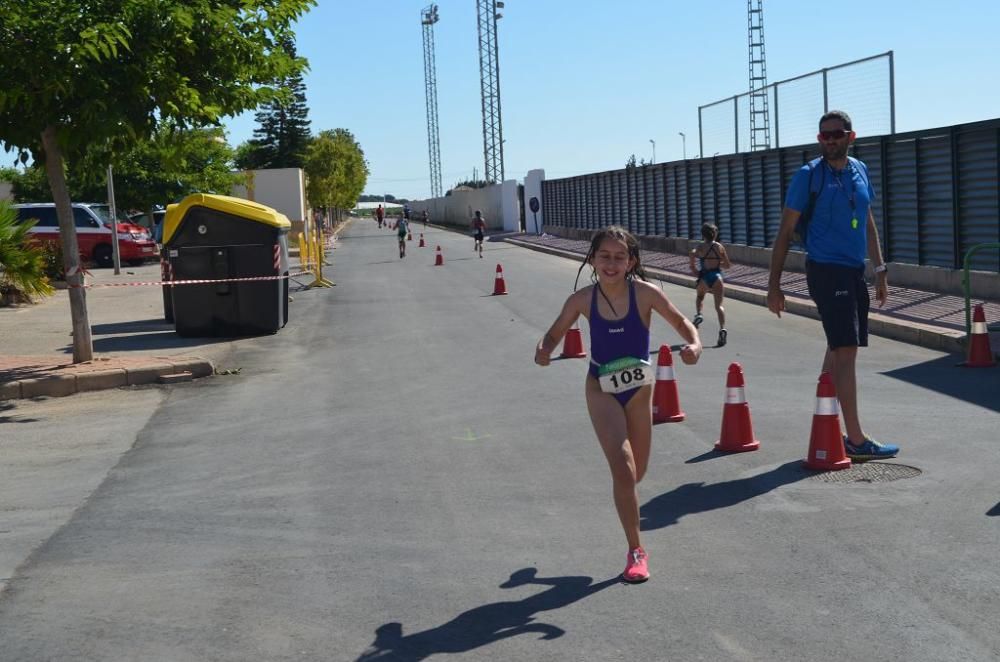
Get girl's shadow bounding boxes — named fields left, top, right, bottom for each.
left=356, top=568, right=619, bottom=661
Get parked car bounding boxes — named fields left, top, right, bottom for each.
left=13, top=202, right=159, bottom=268
left=128, top=208, right=166, bottom=239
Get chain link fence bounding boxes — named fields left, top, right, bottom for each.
left=699, top=51, right=895, bottom=156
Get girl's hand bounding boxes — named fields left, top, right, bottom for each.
left=678, top=341, right=702, bottom=365
left=535, top=341, right=552, bottom=366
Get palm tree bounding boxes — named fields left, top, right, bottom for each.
left=0, top=201, right=54, bottom=304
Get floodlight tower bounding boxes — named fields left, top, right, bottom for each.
left=747, top=0, right=771, bottom=150
left=421, top=4, right=443, bottom=198
left=476, top=0, right=505, bottom=183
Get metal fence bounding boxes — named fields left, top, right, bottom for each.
left=542, top=117, right=1000, bottom=272
left=699, top=52, right=895, bottom=157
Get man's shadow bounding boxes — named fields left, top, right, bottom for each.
left=641, top=460, right=809, bottom=530
left=356, top=568, right=618, bottom=661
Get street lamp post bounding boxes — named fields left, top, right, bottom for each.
left=678, top=132, right=687, bottom=160
left=649, top=139, right=656, bottom=164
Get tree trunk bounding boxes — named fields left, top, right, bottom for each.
left=41, top=125, right=93, bottom=363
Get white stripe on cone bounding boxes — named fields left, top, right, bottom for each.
left=972, top=321, right=988, bottom=334
left=725, top=387, right=746, bottom=404
left=656, top=366, right=675, bottom=380
left=814, top=396, right=839, bottom=416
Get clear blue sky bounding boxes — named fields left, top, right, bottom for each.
left=223, top=1, right=1000, bottom=201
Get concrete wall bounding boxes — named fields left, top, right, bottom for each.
left=523, top=169, right=545, bottom=234
left=410, top=180, right=520, bottom=232
left=231, top=168, right=308, bottom=223
left=0, top=182, right=12, bottom=202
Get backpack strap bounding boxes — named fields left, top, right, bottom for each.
left=792, top=158, right=825, bottom=245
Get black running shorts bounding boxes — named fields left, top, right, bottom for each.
left=805, top=260, right=869, bottom=349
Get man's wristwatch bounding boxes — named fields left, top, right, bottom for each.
left=874, top=264, right=888, bottom=274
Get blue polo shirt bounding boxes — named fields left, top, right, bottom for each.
left=785, top=157, right=874, bottom=268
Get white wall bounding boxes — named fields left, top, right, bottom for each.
left=231, top=168, right=307, bottom=222
left=409, top=179, right=520, bottom=232
left=0, top=181, right=12, bottom=202
left=523, top=169, right=545, bottom=234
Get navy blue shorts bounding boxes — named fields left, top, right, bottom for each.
left=806, top=261, right=869, bottom=349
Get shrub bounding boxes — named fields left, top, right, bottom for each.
left=0, top=201, right=54, bottom=305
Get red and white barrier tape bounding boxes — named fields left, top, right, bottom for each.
left=68, top=270, right=312, bottom=289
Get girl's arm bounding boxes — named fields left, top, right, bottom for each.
left=639, top=281, right=702, bottom=365
left=688, top=248, right=699, bottom=276
left=718, top=243, right=733, bottom=269
left=535, top=289, right=587, bottom=366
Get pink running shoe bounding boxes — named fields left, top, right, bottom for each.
left=622, top=547, right=649, bottom=583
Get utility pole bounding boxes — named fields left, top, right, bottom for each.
left=421, top=4, right=443, bottom=198
left=106, top=165, right=121, bottom=274
left=476, top=0, right=505, bottom=183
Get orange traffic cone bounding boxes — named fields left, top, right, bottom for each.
left=715, top=363, right=759, bottom=452
left=962, top=304, right=996, bottom=368
left=560, top=325, right=587, bottom=358
left=652, top=345, right=685, bottom=423
left=492, top=263, right=508, bottom=295
left=434, top=245, right=444, bottom=266
left=803, top=372, right=851, bottom=471
left=408, top=231, right=413, bottom=241
left=419, top=234, right=425, bottom=247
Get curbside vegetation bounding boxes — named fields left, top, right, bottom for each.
left=0, top=201, right=54, bottom=306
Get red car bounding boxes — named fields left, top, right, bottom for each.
left=13, top=202, right=159, bottom=267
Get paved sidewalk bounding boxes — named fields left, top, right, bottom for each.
left=504, top=232, right=1000, bottom=357
left=1, top=261, right=222, bottom=401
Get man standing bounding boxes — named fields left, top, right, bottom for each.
left=375, top=205, right=384, bottom=229
left=767, top=110, right=898, bottom=460
left=471, top=210, right=487, bottom=258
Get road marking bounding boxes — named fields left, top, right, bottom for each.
left=452, top=428, right=491, bottom=442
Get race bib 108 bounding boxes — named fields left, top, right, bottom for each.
left=597, top=357, right=654, bottom=394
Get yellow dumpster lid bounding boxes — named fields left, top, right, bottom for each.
left=162, top=193, right=291, bottom=245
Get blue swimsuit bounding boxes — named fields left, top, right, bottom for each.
left=697, top=243, right=723, bottom=287
left=588, top=281, right=651, bottom=406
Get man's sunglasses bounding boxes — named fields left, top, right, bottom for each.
left=818, top=129, right=850, bottom=140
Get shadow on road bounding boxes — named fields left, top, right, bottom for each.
left=881, top=354, right=1000, bottom=413
left=684, top=449, right=727, bottom=464
left=355, top=568, right=619, bottom=661
left=0, top=400, right=38, bottom=424
left=988, top=502, right=1000, bottom=517
left=640, top=460, right=809, bottom=531
left=91, top=319, right=173, bottom=335
left=76, top=332, right=233, bottom=353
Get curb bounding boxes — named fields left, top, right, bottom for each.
left=0, top=358, right=215, bottom=402
left=504, top=237, right=966, bottom=355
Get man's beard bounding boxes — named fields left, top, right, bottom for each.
left=822, top=142, right=849, bottom=161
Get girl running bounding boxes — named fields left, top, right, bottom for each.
left=471, top=211, right=486, bottom=258
left=689, top=222, right=732, bottom=347
left=534, top=226, right=702, bottom=583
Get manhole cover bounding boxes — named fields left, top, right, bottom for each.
left=806, top=462, right=921, bottom=483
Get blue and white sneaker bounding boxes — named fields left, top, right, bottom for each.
left=844, top=436, right=899, bottom=460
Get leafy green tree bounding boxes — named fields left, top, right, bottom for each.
left=304, top=129, right=368, bottom=221
left=95, top=124, right=238, bottom=215
left=0, top=201, right=53, bottom=304
left=0, top=0, right=314, bottom=361
left=237, top=35, right=312, bottom=170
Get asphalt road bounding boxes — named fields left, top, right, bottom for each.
left=1, top=220, right=998, bottom=661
